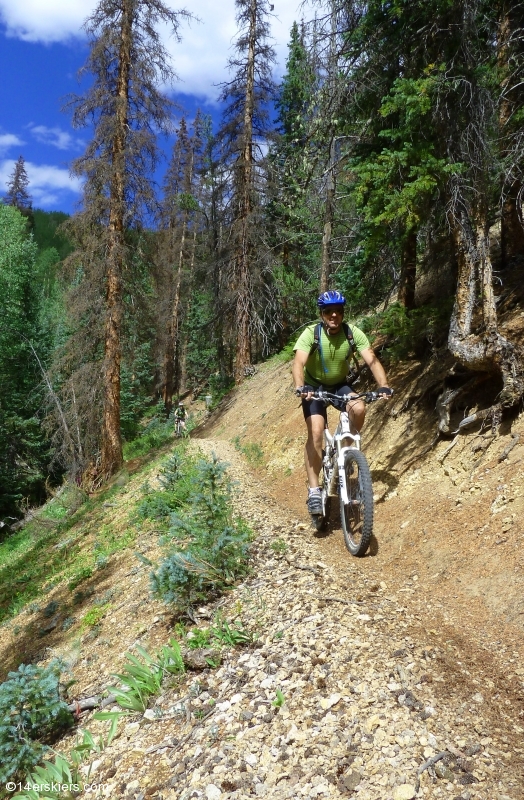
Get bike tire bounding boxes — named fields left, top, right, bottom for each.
left=340, top=449, right=373, bottom=557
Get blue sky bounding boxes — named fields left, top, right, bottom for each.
left=0, top=0, right=302, bottom=213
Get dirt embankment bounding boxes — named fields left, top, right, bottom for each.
left=196, top=353, right=524, bottom=699
left=2, top=329, right=524, bottom=800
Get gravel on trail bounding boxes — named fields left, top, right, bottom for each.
left=84, top=440, right=523, bottom=800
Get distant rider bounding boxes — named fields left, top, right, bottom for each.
left=292, top=291, right=392, bottom=517
left=174, top=401, right=187, bottom=434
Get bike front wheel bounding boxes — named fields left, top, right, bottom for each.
left=340, top=449, right=373, bottom=557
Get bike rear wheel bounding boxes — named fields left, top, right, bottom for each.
left=340, top=449, right=373, bottom=556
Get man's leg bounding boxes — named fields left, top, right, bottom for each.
left=334, top=385, right=366, bottom=433
left=347, top=398, right=366, bottom=432
left=304, top=413, right=325, bottom=488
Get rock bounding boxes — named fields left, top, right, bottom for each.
left=319, top=693, right=341, bottom=710
left=341, top=771, right=361, bottom=792
left=392, top=784, right=417, bottom=800
left=435, top=763, right=455, bottom=781
left=205, top=785, right=222, bottom=800
left=183, top=648, right=220, bottom=670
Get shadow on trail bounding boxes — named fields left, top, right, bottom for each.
left=312, top=503, right=380, bottom=557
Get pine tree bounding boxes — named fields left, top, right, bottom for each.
left=64, top=0, right=192, bottom=478
left=0, top=206, right=49, bottom=517
left=3, top=155, right=32, bottom=212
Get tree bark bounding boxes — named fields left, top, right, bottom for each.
left=233, top=0, right=257, bottom=383
left=320, top=136, right=335, bottom=294
left=398, top=226, right=417, bottom=310
left=101, top=0, right=132, bottom=476
left=447, top=195, right=523, bottom=407
left=179, top=226, right=197, bottom=392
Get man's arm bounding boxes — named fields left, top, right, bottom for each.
left=292, top=349, right=316, bottom=399
left=292, top=349, right=309, bottom=389
left=360, top=347, right=390, bottom=390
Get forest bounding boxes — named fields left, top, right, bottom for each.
left=1, top=0, right=524, bottom=522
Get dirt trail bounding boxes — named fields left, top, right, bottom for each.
left=45, top=436, right=523, bottom=800
left=2, top=356, right=524, bottom=799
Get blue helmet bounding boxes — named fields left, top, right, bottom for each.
left=317, top=290, right=346, bottom=309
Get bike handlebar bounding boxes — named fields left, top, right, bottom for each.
left=296, top=389, right=389, bottom=404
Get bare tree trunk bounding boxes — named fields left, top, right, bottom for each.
left=101, top=0, right=132, bottom=476
left=447, top=193, right=523, bottom=407
left=179, top=227, right=197, bottom=392
left=397, top=226, right=417, bottom=310
left=233, top=0, right=257, bottom=383
left=320, top=136, right=335, bottom=293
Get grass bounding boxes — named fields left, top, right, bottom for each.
left=232, top=436, right=264, bottom=467
left=81, top=603, right=111, bottom=630
left=0, top=436, right=179, bottom=628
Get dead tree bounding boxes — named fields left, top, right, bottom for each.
left=65, top=0, right=192, bottom=478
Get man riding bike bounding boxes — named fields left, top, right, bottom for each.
left=173, top=401, right=187, bottom=435
left=292, top=290, right=392, bottom=517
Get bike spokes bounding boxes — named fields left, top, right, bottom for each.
left=340, top=450, right=373, bottom=557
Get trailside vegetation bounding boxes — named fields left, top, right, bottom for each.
left=2, top=0, right=524, bottom=516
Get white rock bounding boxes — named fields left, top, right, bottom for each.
left=230, top=693, right=243, bottom=704
left=89, top=759, right=102, bottom=775
left=217, top=700, right=231, bottom=711
left=320, top=693, right=341, bottom=710
left=393, top=785, right=417, bottom=800
left=245, top=753, right=258, bottom=766
left=205, top=785, right=222, bottom=800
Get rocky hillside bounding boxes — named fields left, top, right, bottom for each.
left=2, top=345, right=524, bottom=800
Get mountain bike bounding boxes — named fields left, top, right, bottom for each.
left=307, top=390, right=382, bottom=557
left=174, top=418, right=187, bottom=438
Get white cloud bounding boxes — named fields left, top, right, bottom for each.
left=0, top=0, right=92, bottom=42
left=0, top=159, right=82, bottom=208
left=0, top=0, right=303, bottom=101
left=170, top=0, right=302, bottom=101
left=29, top=125, right=84, bottom=151
left=0, top=133, right=25, bottom=155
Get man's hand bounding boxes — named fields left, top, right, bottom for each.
left=295, top=385, right=315, bottom=400
left=377, top=386, right=393, bottom=399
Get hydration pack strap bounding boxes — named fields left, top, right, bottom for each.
left=309, top=322, right=358, bottom=375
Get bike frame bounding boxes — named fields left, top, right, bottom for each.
left=324, top=410, right=359, bottom=505
left=308, top=390, right=379, bottom=509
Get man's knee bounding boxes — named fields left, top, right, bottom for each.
left=347, top=400, right=365, bottom=417
left=306, top=418, right=325, bottom=449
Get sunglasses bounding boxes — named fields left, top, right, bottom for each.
left=323, top=307, right=344, bottom=316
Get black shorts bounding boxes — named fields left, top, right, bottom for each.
left=301, top=383, right=354, bottom=421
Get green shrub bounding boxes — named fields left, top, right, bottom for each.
left=68, top=567, right=93, bottom=591
left=136, top=449, right=197, bottom=521
left=358, top=299, right=453, bottom=361
left=0, top=661, right=73, bottom=783
left=123, top=416, right=173, bottom=459
left=151, top=456, right=251, bottom=610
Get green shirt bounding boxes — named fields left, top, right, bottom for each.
left=294, top=323, right=370, bottom=387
